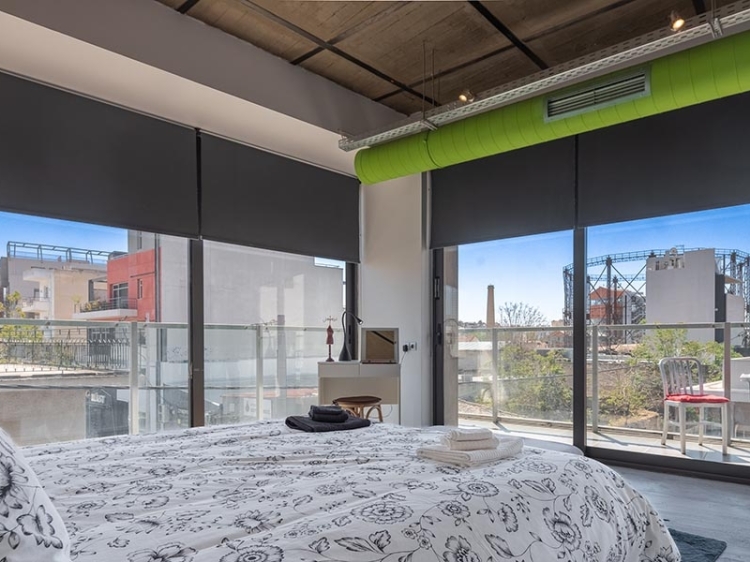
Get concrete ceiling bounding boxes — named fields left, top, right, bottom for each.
left=157, top=0, right=734, bottom=116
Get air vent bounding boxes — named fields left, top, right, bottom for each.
left=546, top=72, right=649, bottom=120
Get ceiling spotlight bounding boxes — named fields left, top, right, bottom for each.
left=670, top=11, right=685, bottom=32
left=458, top=89, right=475, bottom=103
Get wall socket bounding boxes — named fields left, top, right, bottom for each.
left=402, top=341, right=417, bottom=352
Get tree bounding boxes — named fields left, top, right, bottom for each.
left=497, top=302, right=547, bottom=327
left=0, top=291, right=42, bottom=355
left=0, top=291, right=24, bottom=319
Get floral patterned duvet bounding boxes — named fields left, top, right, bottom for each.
left=23, top=421, right=679, bottom=562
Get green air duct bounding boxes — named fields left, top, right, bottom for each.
left=355, top=30, right=750, bottom=184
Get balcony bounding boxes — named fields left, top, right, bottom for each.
left=21, top=297, right=49, bottom=314
left=454, top=322, right=750, bottom=464
left=22, top=268, right=52, bottom=283
left=73, top=297, right=137, bottom=320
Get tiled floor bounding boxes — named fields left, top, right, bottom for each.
left=459, top=416, right=750, bottom=465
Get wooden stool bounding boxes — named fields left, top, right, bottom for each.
left=333, top=395, right=383, bottom=422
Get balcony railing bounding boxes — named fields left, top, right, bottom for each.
left=0, top=318, right=338, bottom=446
left=455, top=321, right=750, bottom=446
left=77, top=297, right=137, bottom=313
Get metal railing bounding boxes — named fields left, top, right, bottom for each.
left=77, top=297, right=138, bottom=312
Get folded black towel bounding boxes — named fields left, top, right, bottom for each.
left=308, top=405, right=348, bottom=423
left=285, top=414, right=371, bottom=433
left=311, top=412, right=349, bottom=423
left=310, top=405, right=345, bottom=416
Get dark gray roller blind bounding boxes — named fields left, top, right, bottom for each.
left=578, top=91, right=750, bottom=227
left=201, top=134, right=360, bottom=262
left=0, top=72, right=199, bottom=238
left=431, top=138, right=576, bottom=248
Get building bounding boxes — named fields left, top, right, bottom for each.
left=73, top=249, right=156, bottom=322
left=646, top=248, right=746, bottom=343
left=1, top=242, right=108, bottom=318
left=588, top=288, right=640, bottom=326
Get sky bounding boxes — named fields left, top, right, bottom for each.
left=458, top=204, right=750, bottom=323
left=0, top=211, right=128, bottom=257
left=1, top=205, right=748, bottom=324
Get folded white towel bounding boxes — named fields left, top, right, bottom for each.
left=417, top=437, right=523, bottom=467
left=444, top=427, right=494, bottom=442
left=441, top=435, right=500, bottom=451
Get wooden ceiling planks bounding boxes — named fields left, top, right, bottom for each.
left=526, top=0, right=696, bottom=67
left=188, top=0, right=317, bottom=60
left=250, top=1, right=406, bottom=43
left=299, top=49, right=402, bottom=100
left=379, top=91, right=429, bottom=116
left=333, top=2, right=511, bottom=88
left=481, top=0, right=643, bottom=41
left=414, top=49, right=541, bottom=106
left=157, top=0, right=737, bottom=116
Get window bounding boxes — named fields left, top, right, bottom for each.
left=137, top=278, right=144, bottom=299
left=112, top=282, right=129, bottom=309
left=447, top=230, right=574, bottom=443
left=0, top=212, right=188, bottom=446
left=587, top=204, right=750, bottom=463
left=203, top=241, right=346, bottom=425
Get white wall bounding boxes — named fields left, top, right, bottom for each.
left=361, top=175, right=431, bottom=426
left=646, top=249, right=717, bottom=342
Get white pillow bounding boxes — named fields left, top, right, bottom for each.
left=0, top=429, right=72, bottom=562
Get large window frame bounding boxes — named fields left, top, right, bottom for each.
left=433, top=224, right=750, bottom=483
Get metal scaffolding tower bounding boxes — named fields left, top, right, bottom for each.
left=563, top=247, right=750, bottom=336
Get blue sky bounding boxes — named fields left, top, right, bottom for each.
left=1, top=205, right=747, bottom=324
left=0, top=212, right=128, bottom=256
left=459, top=204, right=750, bottom=323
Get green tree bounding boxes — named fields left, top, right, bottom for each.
left=597, top=329, right=740, bottom=423
left=499, top=343, right=571, bottom=419
left=0, top=292, right=42, bottom=361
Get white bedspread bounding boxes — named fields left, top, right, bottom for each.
left=24, top=421, right=679, bottom=562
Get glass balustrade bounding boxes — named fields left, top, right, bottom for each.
left=0, top=319, right=336, bottom=446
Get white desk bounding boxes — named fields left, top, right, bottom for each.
left=318, top=361, right=400, bottom=422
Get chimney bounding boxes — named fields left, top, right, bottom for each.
left=486, top=285, right=495, bottom=327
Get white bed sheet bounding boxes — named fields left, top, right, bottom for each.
left=24, top=421, right=679, bottom=562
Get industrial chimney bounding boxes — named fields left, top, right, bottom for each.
left=486, top=285, right=495, bottom=327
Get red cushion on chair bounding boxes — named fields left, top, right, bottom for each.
left=665, top=394, right=729, bottom=404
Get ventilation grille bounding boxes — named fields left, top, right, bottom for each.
left=546, top=72, right=649, bottom=119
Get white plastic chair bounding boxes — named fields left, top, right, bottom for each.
left=658, top=357, right=728, bottom=455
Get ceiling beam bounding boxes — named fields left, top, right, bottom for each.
left=375, top=0, right=639, bottom=103
left=291, top=3, right=410, bottom=66
left=373, top=44, right=515, bottom=103
left=237, top=0, right=438, bottom=107
left=468, top=0, right=548, bottom=70
left=373, top=0, right=640, bottom=102
left=176, top=0, right=202, bottom=15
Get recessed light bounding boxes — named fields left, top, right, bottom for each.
left=458, top=89, right=475, bottom=103
left=670, top=11, right=686, bottom=32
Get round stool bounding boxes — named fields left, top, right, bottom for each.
left=333, top=395, right=383, bottom=422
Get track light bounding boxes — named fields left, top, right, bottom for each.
left=670, top=11, right=685, bottom=32
left=458, top=89, right=475, bottom=103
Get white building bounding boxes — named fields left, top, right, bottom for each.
left=646, top=248, right=745, bottom=343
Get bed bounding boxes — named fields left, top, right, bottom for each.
left=19, top=421, right=679, bottom=562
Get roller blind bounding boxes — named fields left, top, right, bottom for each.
left=431, top=138, right=576, bottom=248
left=201, top=133, right=360, bottom=262
left=578, top=91, right=750, bottom=227
left=0, top=72, right=199, bottom=238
